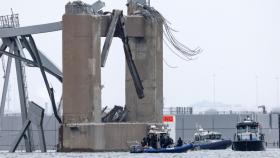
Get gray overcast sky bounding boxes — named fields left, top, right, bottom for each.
left=1, top=0, right=280, bottom=113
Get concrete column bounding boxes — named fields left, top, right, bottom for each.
left=126, top=2, right=163, bottom=123
left=60, top=2, right=154, bottom=152
left=62, top=14, right=102, bottom=124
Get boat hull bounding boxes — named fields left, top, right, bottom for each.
left=193, top=140, right=232, bottom=150
left=232, top=140, right=265, bottom=151
left=143, top=144, right=193, bottom=153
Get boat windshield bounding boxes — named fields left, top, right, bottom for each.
left=237, top=125, right=258, bottom=133
left=237, top=125, right=246, bottom=133
left=210, top=134, right=221, bottom=140
left=248, top=125, right=258, bottom=133
left=195, top=135, right=200, bottom=141
left=195, top=133, right=221, bottom=141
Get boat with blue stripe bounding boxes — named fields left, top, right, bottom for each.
left=192, top=127, right=232, bottom=150
left=130, top=143, right=193, bottom=153
left=143, top=143, right=193, bottom=153
left=130, top=124, right=193, bottom=153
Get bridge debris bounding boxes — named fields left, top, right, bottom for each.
left=65, top=0, right=105, bottom=15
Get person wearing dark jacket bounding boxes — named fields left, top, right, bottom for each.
left=150, top=134, right=157, bottom=149
left=176, top=137, right=183, bottom=147
left=159, top=134, right=165, bottom=148
left=163, top=135, right=173, bottom=148
left=147, top=135, right=151, bottom=146
left=141, top=137, right=147, bottom=147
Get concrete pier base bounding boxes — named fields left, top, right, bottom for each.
left=59, top=123, right=149, bottom=151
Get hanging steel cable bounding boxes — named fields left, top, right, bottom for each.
left=163, top=58, right=178, bottom=69
left=163, top=39, right=192, bottom=61
left=134, top=3, right=202, bottom=61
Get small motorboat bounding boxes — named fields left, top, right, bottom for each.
left=143, top=143, right=193, bottom=153
left=192, top=127, right=232, bottom=150
left=130, top=124, right=193, bottom=153
left=232, top=116, right=265, bottom=151
left=130, top=143, right=193, bottom=153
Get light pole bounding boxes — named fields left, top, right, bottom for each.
left=213, top=73, right=216, bottom=106
left=256, top=75, right=259, bottom=107
left=276, top=76, right=279, bottom=107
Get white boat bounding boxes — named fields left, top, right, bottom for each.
left=192, top=127, right=232, bottom=150
left=232, top=116, right=265, bottom=151
left=130, top=125, right=193, bottom=153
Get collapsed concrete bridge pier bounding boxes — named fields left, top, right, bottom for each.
left=59, top=0, right=163, bottom=151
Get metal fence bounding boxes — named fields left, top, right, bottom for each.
left=163, top=107, right=193, bottom=115
left=163, top=107, right=268, bottom=116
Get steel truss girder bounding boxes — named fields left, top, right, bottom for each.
left=0, top=45, right=13, bottom=117
left=101, top=10, right=144, bottom=98
left=28, top=101, right=46, bottom=152
left=0, top=49, right=36, bottom=66
left=101, top=10, right=122, bottom=67
left=27, top=35, right=62, bottom=123
left=0, top=22, right=63, bottom=151
left=14, top=37, right=33, bottom=152
left=21, top=36, right=62, bottom=82
left=0, top=36, right=62, bottom=123
left=9, top=119, right=31, bottom=152
left=0, top=41, right=7, bottom=58
left=1, top=37, right=62, bottom=82
left=9, top=101, right=47, bottom=153
left=0, top=49, right=62, bottom=82
left=0, top=22, right=62, bottom=38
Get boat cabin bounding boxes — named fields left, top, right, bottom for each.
left=236, top=122, right=259, bottom=133
left=148, top=124, right=170, bottom=138
left=232, top=116, right=265, bottom=151
left=234, top=117, right=264, bottom=141
left=194, top=128, right=222, bottom=141
left=143, top=124, right=173, bottom=148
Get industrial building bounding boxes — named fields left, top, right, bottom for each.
left=0, top=115, right=59, bottom=151
left=164, top=108, right=280, bottom=148
left=0, top=108, right=279, bottom=150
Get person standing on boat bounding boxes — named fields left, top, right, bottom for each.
left=176, top=137, right=183, bottom=147
left=151, top=134, right=157, bottom=149
left=169, top=136, right=174, bottom=146
left=147, top=135, right=151, bottom=147
left=159, top=134, right=165, bottom=148
left=141, top=137, right=147, bottom=147
left=163, top=135, right=174, bottom=148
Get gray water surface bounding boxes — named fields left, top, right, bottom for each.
left=0, top=149, right=279, bottom=158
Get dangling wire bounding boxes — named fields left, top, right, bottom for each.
left=163, top=39, right=191, bottom=61
left=163, top=58, right=178, bottom=69
left=135, top=3, right=202, bottom=61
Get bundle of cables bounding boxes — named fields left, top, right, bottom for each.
left=134, top=3, right=202, bottom=61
